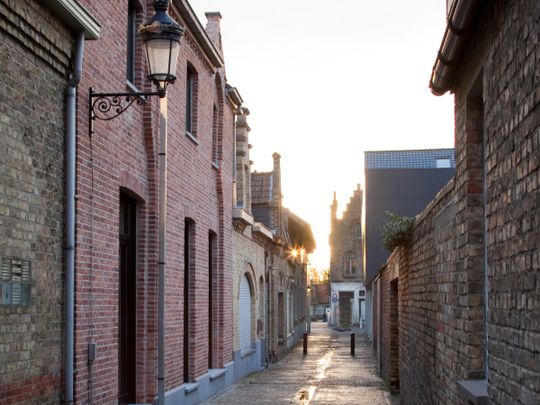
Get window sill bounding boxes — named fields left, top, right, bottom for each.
left=208, top=368, right=226, bottom=381
left=183, top=382, right=200, bottom=394
left=185, top=131, right=199, bottom=145
left=240, top=348, right=256, bottom=358
left=125, top=80, right=141, bottom=94
left=456, top=379, right=488, bottom=405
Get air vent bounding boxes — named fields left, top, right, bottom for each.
left=0, top=257, right=31, bottom=306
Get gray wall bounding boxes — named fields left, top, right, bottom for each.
left=364, top=168, right=454, bottom=284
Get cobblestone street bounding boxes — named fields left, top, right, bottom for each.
left=201, top=323, right=398, bottom=404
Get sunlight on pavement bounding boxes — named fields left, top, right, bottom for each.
left=315, top=349, right=334, bottom=380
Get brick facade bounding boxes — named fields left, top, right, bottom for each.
left=0, top=1, right=74, bottom=403
left=329, top=186, right=364, bottom=328
left=73, top=1, right=234, bottom=403
left=374, top=1, right=539, bottom=404
left=251, top=155, right=314, bottom=363
left=232, top=106, right=273, bottom=374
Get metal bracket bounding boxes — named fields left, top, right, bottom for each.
left=89, top=87, right=163, bottom=137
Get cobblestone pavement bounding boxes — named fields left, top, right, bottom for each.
left=201, top=322, right=399, bottom=405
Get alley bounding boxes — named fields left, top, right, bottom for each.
left=201, top=323, right=397, bottom=404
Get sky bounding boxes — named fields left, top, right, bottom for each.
left=192, top=1, right=455, bottom=269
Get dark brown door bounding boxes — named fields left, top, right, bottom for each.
left=119, top=193, right=137, bottom=403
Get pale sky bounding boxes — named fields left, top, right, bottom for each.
left=193, top=1, right=455, bottom=269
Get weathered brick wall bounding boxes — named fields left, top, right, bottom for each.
left=379, top=254, right=399, bottom=394
left=0, top=1, right=72, bottom=403
left=232, top=224, right=266, bottom=351
left=380, top=2, right=539, bottom=404
left=74, top=0, right=235, bottom=402
left=477, top=1, right=540, bottom=403
left=268, top=254, right=289, bottom=361
left=396, top=180, right=466, bottom=405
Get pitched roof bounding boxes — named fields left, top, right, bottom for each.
left=364, top=148, right=455, bottom=169
left=251, top=172, right=273, bottom=205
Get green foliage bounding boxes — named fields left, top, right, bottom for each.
left=380, top=211, right=415, bottom=252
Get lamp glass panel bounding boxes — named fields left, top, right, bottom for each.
left=145, top=38, right=179, bottom=82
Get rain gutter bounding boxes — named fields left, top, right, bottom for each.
left=429, top=0, right=483, bottom=96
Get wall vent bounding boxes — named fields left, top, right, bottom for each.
left=1, top=257, right=32, bottom=306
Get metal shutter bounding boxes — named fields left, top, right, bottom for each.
left=239, top=274, right=252, bottom=351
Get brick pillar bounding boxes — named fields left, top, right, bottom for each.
left=454, top=92, right=485, bottom=378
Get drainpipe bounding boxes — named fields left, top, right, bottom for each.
left=65, top=32, right=85, bottom=404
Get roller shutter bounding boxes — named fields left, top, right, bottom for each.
left=239, top=274, right=252, bottom=351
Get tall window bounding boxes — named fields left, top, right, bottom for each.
left=184, top=219, right=194, bottom=382
left=185, top=66, right=198, bottom=135
left=208, top=232, right=217, bottom=368
left=344, top=252, right=356, bottom=276
left=119, top=193, right=137, bottom=404
left=126, top=1, right=136, bottom=84
left=211, top=104, right=218, bottom=165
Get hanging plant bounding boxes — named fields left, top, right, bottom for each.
left=380, top=211, right=415, bottom=252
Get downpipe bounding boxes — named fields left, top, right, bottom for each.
left=65, top=32, right=85, bottom=404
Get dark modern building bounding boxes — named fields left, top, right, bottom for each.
left=363, top=148, right=455, bottom=340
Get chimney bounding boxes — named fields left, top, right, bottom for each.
left=330, top=192, right=338, bottom=230
left=205, top=12, right=223, bottom=58
left=271, top=152, right=282, bottom=238
left=272, top=152, right=281, bottom=205
left=235, top=107, right=251, bottom=213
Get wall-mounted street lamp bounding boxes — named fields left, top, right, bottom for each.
left=88, top=2, right=183, bottom=404
left=89, top=0, right=184, bottom=125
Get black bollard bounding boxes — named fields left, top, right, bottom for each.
left=351, top=333, right=355, bottom=356
left=303, top=332, right=308, bottom=355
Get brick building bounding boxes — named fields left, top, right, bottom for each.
left=328, top=186, right=365, bottom=329
left=309, top=284, right=330, bottom=321
left=372, top=1, right=540, bottom=404
left=231, top=107, right=274, bottom=376
left=71, top=1, right=238, bottom=403
left=252, top=154, right=315, bottom=362
left=0, top=1, right=99, bottom=403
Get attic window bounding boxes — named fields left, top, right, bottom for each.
left=436, top=158, right=451, bottom=168
left=1, top=257, right=31, bottom=306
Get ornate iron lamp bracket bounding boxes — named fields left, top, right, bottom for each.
left=89, top=87, right=162, bottom=137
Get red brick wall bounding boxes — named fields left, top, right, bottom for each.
left=74, top=1, right=234, bottom=403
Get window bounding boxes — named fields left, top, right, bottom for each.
left=184, top=219, right=195, bottom=382
left=186, top=66, right=198, bottom=136
left=211, top=104, right=218, bottom=165
left=344, top=252, right=356, bottom=276
left=436, top=158, right=451, bottom=168
left=208, top=231, right=217, bottom=368
left=126, top=1, right=136, bottom=84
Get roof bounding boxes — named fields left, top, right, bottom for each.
left=171, top=0, right=224, bottom=68
left=365, top=149, right=455, bottom=169
left=287, top=209, right=316, bottom=252
left=251, top=172, right=273, bottom=205
left=41, top=0, right=101, bottom=39
left=429, top=0, right=484, bottom=95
